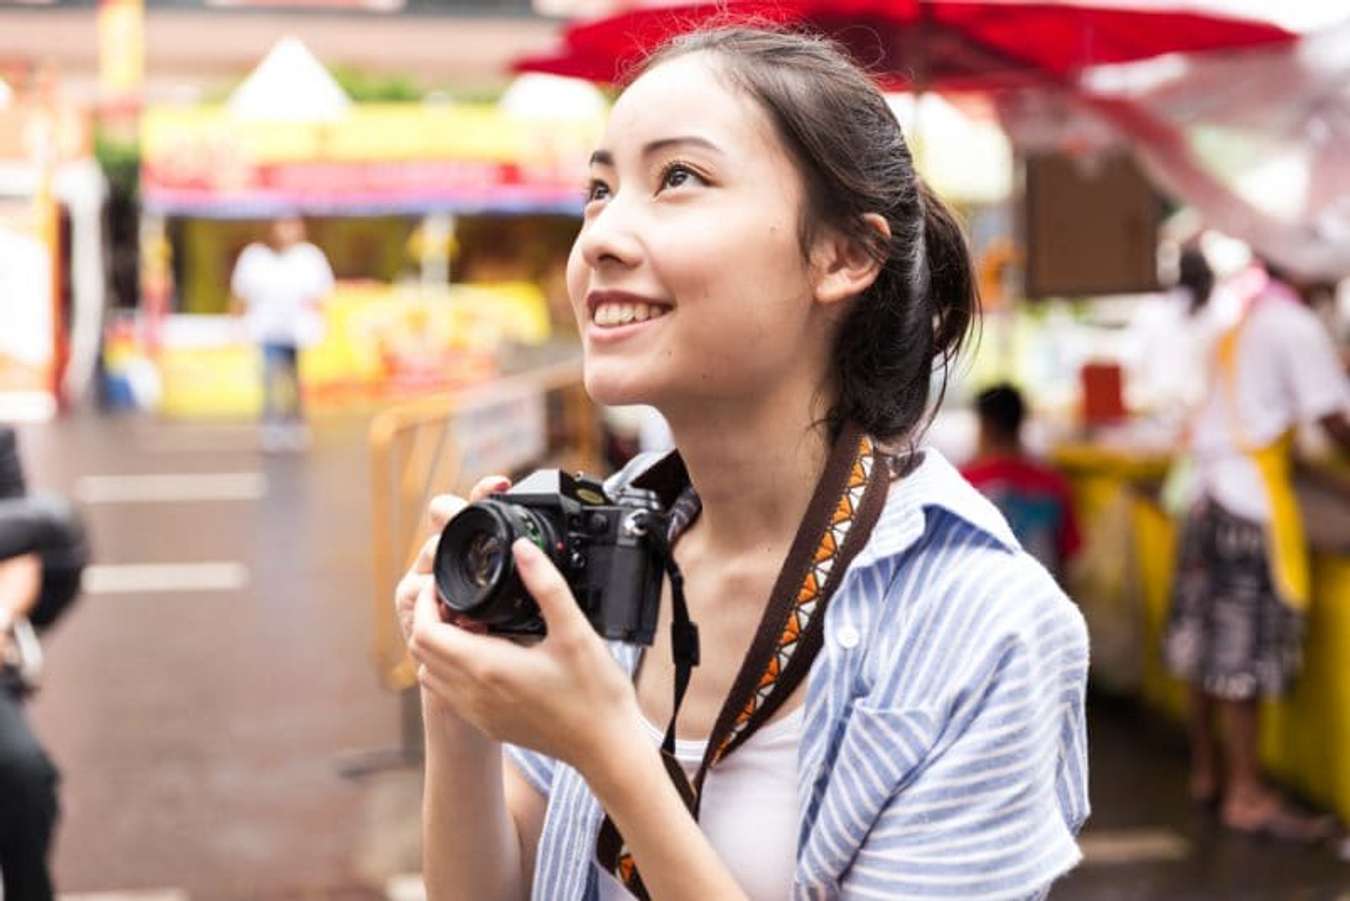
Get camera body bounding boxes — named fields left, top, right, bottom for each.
left=433, top=469, right=668, bottom=645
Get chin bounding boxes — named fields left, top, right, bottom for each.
left=582, top=360, right=663, bottom=408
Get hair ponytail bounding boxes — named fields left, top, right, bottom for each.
left=917, top=178, right=980, bottom=395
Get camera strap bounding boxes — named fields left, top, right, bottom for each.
left=596, top=422, right=893, bottom=898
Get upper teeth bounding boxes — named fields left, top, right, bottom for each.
left=593, top=302, right=669, bottom=326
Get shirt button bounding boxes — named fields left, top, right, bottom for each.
left=836, top=625, right=861, bottom=649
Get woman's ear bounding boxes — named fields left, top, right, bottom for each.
left=811, top=213, right=890, bottom=307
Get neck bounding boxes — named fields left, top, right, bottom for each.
left=662, top=384, right=834, bottom=558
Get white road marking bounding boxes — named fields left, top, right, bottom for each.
left=386, top=875, right=426, bottom=901
left=82, top=563, right=250, bottom=594
left=1078, top=828, right=1191, bottom=865
left=75, top=473, right=266, bottom=504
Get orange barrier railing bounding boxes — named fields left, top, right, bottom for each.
left=368, top=354, right=603, bottom=694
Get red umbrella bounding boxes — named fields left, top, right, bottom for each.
left=515, top=0, right=1296, bottom=92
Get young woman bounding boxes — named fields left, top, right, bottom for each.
left=396, top=27, right=1089, bottom=900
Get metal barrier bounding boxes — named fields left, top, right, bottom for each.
left=350, top=355, right=604, bottom=775
left=369, top=354, right=604, bottom=691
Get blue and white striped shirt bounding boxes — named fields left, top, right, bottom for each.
left=507, top=447, right=1090, bottom=900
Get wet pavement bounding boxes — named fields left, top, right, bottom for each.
left=20, top=413, right=409, bottom=898
left=11, top=413, right=1350, bottom=898
left=1061, top=694, right=1350, bottom=900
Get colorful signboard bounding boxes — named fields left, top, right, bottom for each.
left=140, top=103, right=603, bottom=216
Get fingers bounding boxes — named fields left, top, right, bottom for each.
left=394, top=570, right=429, bottom=640
left=469, top=475, right=512, bottom=503
left=414, top=534, right=440, bottom=575
left=512, top=539, right=587, bottom=642
left=412, top=577, right=447, bottom=636
left=427, top=477, right=509, bottom=531
left=428, top=495, right=466, bottom=531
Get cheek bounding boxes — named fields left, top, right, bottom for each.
left=564, top=246, right=589, bottom=325
left=663, top=218, right=806, bottom=324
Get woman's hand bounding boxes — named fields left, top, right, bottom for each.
left=407, top=534, right=645, bottom=776
left=393, top=475, right=510, bottom=648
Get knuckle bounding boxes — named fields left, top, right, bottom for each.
left=469, top=475, right=509, bottom=502
left=471, top=660, right=504, bottom=690
left=428, top=495, right=465, bottom=528
left=409, top=622, right=432, bottom=656
left=556, top=631, right=587, bottom=659
left=415, top=536, right=440, bottom=573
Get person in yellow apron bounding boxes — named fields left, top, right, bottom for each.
left=1165, top=257, right=1350, bottom=842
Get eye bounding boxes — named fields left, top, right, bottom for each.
left=658, top=161, right=704, bottom=193
left=585, top=179, right=612, bottom=204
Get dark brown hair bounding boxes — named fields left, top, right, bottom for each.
left=631, top=26, right=979, bottom=445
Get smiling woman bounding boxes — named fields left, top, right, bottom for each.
left=397, top=25, right=1089, bottom=901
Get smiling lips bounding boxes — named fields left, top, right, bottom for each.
left=587, top=292, right=673, bottom=329
left=593, top=301, right=671, bottom=327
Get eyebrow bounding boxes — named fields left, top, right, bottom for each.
left=588, top=135, right=724, bottom=167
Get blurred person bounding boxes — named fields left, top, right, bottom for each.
left=961, top=383, right=1081, bottom=581
left=394, top=27, right=1088, bottom=901
left=230, top=215, right=334, bottom=453
left=1165, top=255, right=1350, bottom=841
left=0, top=427, right=70, bottom=901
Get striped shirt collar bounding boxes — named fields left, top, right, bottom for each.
left=624, top=443, right=1021, bottom=563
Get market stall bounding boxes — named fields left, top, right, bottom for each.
left=121, top=40, right=602, bottom=418
left=0, top=85, right=106, bottom=420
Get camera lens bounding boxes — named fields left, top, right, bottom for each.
left=434, top=500, right=558, bottom=631
left=463, top=531, right=504, bottom=589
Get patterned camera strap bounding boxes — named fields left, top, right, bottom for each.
left=596, top=422, right=892, bottom=899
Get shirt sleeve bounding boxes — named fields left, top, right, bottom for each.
left=1279, top=307, right=1349, bottom=424
left=837, top=581, right=1090, bottom=900
left=230, top=245, right=258, bottom=301
left=306, top=244, right=335, bottom=301
left=504, top=744, right=556, bottom=797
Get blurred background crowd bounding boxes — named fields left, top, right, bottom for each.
left=1, top=0, right=1349, bottom=898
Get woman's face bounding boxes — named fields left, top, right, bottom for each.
left=567, top=53, right=832, bottom=413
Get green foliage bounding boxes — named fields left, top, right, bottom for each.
left=329, top=67, right=425, bottom=102
left=94, top=130, right=140, bottom=198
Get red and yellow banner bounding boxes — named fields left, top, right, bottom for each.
left=140, top=103, right=603, bottom=216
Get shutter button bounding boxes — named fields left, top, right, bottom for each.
left=836, top=625, right=861, bottom=649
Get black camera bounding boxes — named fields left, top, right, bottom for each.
left=433, top=470, right=668, bottom=644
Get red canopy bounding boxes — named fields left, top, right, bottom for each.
left=515, top=0, right=1296, bottom=91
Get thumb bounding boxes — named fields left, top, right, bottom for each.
left=512, top=539, right=588, bottom=640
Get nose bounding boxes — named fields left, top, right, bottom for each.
left=576, top=195, right=644, bottom=273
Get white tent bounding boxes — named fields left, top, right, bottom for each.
left=227, top=37, right=351, bottom=123
left=499, top=73, right=607, bottom=121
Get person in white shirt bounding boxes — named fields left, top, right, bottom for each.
left=1166, top=255, right=1350, bottom=842
left=229, top=216, right=334, bottom=451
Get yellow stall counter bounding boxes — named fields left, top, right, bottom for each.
left=1054, top=443, right=1350, bottom=821
left=149, top=280, right=550, bottom=419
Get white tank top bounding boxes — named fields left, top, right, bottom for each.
left=596, top=705, right=804, bottom=901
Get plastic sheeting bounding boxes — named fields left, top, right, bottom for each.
left=1002, top=20, right=1350, bottom=281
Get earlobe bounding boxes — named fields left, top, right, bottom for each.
left=814, top=213, right=890, bottom=306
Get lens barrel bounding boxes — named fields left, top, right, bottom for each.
left=433, top=500, right=558, bottom=631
